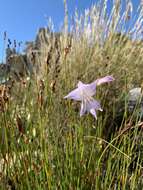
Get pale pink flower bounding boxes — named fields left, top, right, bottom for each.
left=64, top=76, right=114, bottom=119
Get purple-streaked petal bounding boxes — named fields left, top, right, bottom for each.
left=80, top=99, right=102, bottom=118
left=80, top=100, right=87, bottom=116
left=86, top=99, right=102, bottom=112
left=64, top=88, right=82, bottom=101
left=83, top=83, right=97, bottom=96
left=78, top=81, right=97, bottom=97
left=90, top=109, right=97, bottom=119
left=77, top=81, right=84, bottom=87
left=95, top=76, right=115, bottom=86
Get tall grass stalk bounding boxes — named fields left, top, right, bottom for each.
left=1, top=0, right=143, bottom=189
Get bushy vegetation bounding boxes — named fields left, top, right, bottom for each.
left=1, top=0, right=143, bottom=189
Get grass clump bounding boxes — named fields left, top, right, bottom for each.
left=1, top=0, right=143, bottom=189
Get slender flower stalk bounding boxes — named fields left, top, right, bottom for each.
left=64, top=76, right=115, bottom=119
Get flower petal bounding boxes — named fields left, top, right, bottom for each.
left=90, top=109, right=97, bottom=119
left=64, top=88, right=82, bottom=101
left=86, top=99, right=102, bottom=112
left=95, top=76, right=115, bottom=86
left=78, top=81, right=97, bottom=97
left=77, top=81, right=84, bottom=87
left=80, top=99, right=102, bottom=118
left=80, top=100, right=87, bottom=116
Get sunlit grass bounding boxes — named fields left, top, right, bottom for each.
left=1, top=0, right=143, bottom=189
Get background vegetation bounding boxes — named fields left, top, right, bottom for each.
left=1, top=0, right=143, bottom=189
